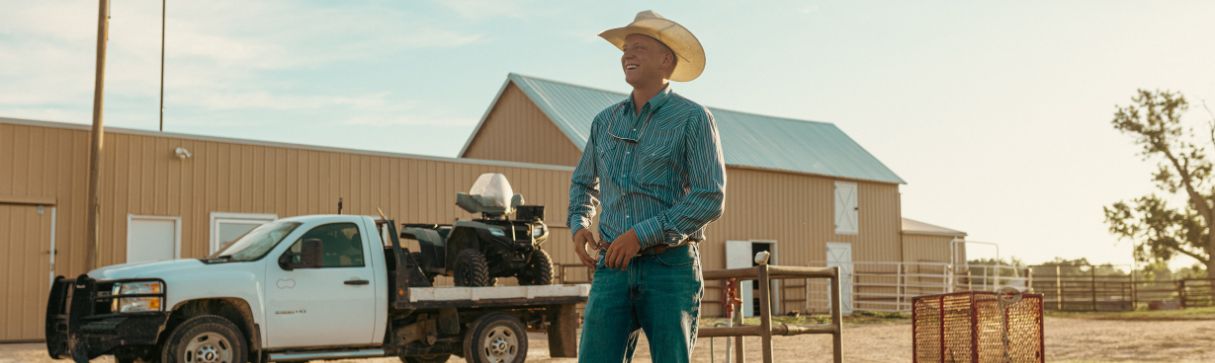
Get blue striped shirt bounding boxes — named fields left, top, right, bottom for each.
left=568, top=85, right=727, bottom=249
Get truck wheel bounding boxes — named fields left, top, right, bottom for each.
left=516, top=250, right=553, bottom=285
left=401, top=353, right=451, bottom=363
left=454, top=249, right=491, bottom=287
left=463, top=313, right=527, bottom=363
left=160, top=315, right=247, bottom=363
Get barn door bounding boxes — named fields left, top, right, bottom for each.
left=834, top=182, right=858, bottom=235
left=0, top=203, right=54, bottom=341
left=826, top=242, right=854, bottom=315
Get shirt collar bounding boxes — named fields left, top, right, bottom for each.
left=624, top=83, right=674, bottom=114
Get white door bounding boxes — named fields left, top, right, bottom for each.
left=725, top=240, right=755, bottom=317
left=826, top=242, right=854, bottom=315
left=211, top=212, right=277, bottom=253
left=127, top=215, right=180, bottom=264
left=834, top=182, right=858, bottom=235
left=265, top=222, right=376, bottom=348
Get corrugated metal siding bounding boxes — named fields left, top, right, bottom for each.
left=0, top=120, right=584, bottom=340
left=694, top=167, right=903, bottom=315
left=502, top=73, right=906, bottom=184
left=903, top=233, right=965, bottom=264
left=462, top=84, right=583, bottom=166
left=2, top=110, right=920, bottom=332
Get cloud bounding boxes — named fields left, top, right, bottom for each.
left=0, top=1, right=485, bottom=128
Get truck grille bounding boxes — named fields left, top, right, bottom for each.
left=92, top=282, right=115, bottom=315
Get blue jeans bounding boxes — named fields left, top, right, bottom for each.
left=579, top=244, right=704, bottom=363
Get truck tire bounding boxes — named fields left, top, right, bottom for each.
left=516, top=250, right=553, bottom=285
left=462, top=313, right=527, bottom=363
left=454, top=249, right=491, bottom=287
left=401, top=353, right=451, bottom=363
left=159, top=315, right=247, bottom=363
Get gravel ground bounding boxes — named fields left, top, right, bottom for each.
left=4, top=317, right=1213, bottom=362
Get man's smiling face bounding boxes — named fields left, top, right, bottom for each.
left=621, top=34, right=675, bottom=87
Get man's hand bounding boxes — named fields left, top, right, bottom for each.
left=605, top=229, right=641, bottom=270
left=573, top=229, right=602, bottom=268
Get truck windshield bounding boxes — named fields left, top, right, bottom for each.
left=209, top=221, right=302, bottom=262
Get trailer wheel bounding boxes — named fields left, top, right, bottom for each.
left=516, top=249, right=553, bottom=285
left=463, top=313, right=527, bottom=363
left=401, top=353, right=451, bottom=363
left=454, top=249, right=491, bottom=287
left=160, top=315, right=247, bottom=363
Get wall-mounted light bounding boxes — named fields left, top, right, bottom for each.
left=174, top=147, right=193, bottom=160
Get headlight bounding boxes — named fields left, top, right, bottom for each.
left=110, top=281, right=165, bottom=313
left=531, top=225, right=546, bottom=238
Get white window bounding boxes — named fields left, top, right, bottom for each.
left=834, top=181, right=858, bottom=235
left=127, top=215, right=181, bottom=264
left=210, top=212, right=277, bottom=253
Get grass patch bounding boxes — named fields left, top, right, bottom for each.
left=702, top=310, right=910, bottom=327
left=1046, top=306, right=1215, bottom=321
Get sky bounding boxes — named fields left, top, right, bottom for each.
left=3, top=0, right=1214, bottom=268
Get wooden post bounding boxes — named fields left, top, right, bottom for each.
left=733, top=296, right=744, bottom=363
left=85, top=0, right=111, bottom=271
left=830, top=266, right=843, bottom=363
left=758, top=264, right=773, bottom=363
left=1091, top=268, right=1098, bottom=311
left=1122, top=270, right=1132, bottom=309
left=1055, top=266, right=1062, bottom=310
left=547, top=303, right=579, bottom=358
left=1179, top=280, right=1187, bottom=309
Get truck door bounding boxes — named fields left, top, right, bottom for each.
left=265, top=222, right=376, bottom=348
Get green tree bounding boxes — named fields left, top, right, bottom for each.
left=1104, top=89, right=1213, bottom=279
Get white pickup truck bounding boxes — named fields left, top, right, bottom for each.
left=45, top=214, right=588, bottom=363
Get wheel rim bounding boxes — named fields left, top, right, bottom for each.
left=480, top=325, right=518, bottom=363
left=183, top=332, right=233, bottom=363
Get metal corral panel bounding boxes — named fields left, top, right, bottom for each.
left=476, top=73, right=905, bottom=184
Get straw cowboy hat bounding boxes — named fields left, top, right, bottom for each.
left=599, top=10, right=705, bottom=82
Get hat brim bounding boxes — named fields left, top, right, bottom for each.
left=599, top=21, right=705, bottom=82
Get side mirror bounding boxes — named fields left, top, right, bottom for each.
left=278, top=238, right=324, bottom=271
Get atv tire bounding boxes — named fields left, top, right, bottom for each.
left=454, top=249, right=491, bottom=287
left=517, top=249, right=553, bottom=285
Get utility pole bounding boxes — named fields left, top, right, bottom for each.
left=159, top=0, right=165, bottom=132
left=85, top=0, right=110, bottom=271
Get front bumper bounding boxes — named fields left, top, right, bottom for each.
left=46, top=275, right=170, bottom=362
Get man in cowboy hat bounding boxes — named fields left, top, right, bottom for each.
left=568, top=10, right=726, bottom=363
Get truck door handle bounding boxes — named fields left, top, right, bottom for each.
left=344, top=279, right=369, bottom=286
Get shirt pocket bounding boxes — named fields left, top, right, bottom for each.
left=596, top=138, right=618, bottom=175
left=635, top=123, right=684, bottom=184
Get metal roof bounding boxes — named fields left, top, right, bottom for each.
left=503, top=73, right=906, bottom=184
left=902, top=218, right=967, bottom=237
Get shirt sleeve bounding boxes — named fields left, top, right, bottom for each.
left=633, top=107, right=727, bottom=249
left=568, top=118, right=601, bottom=237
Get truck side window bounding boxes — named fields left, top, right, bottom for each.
left=288, top=222, right=365, bottom=268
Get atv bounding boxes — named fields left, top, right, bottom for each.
left=401, top=173, right=554, bottom=287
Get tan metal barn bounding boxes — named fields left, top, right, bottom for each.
left=461, top=74, right=917, bottom=314
left=0, top=117, right=580, bottom=342
left=0, top=74, right=964, bottom=341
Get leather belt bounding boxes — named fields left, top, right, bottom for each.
left=639, top=240, right=698, bottom=255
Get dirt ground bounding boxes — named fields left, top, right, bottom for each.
left=4, top=316, right=1214, bottom=362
